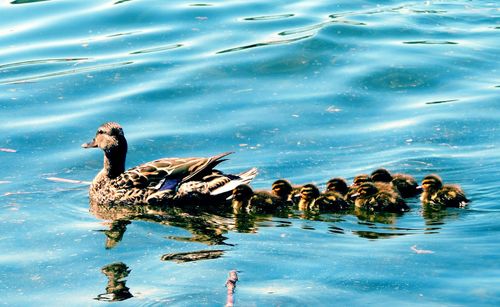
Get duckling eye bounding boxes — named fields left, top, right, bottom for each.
left=97, top=129, right=104, bottom=134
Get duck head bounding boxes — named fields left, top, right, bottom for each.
left=326, top=177, right=348, bottom=195
left=83, top=122, right=128, bottom=178
left=271, top=179, right=293, bottom=200
left=420, top=174, right=443, bottom=193
left=370, top=168, right=393, bottom=183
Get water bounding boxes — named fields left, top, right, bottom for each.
left=0, top=0, right=499, bottom=305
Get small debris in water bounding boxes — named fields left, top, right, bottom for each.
left=0, top=181, right=11, bottom=184
left=411, top=245, right=434, bottom=254
left=326, top=106, right=342, bottom=113
left=0, top=148, right=17, bottom=153
left=225, top=270, right=238, bottom=307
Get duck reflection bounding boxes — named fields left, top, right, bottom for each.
left=90, top=198, right=257, bottom=248
left=95, top=262, right=133, bottom=302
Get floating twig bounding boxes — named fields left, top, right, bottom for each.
left=225, top=270, right=238, bottom=307
left=45, top=177, right=92, bottom=185
left=411, top=245, right=434, bottom=254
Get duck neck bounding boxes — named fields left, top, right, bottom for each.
left=103, top=145, right=127, bottom=179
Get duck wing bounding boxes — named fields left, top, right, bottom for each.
left=114, top=152, right=233, bottom=190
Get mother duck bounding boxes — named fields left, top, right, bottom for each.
left=82, top=122, right=257, bottom=206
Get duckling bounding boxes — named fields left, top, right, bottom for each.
left=82, top=122, right=258, bottom=206
left=420, top=174, right=469, bottom=208
left=297, top=184, right=320, bottom=211
left=231, top=184, right=287, bottom=215
left=315, top=191, right=350, bottom=212
left=325, top=177, right=349, bottom=196
left=230, top=184, right=253, bottom=214
left=370, top=168, right=420, bottom=198
left=351, top=182, right=409, bottom=213
left=346, top=174, right=372, bottom=203
left=271, top=179, right=294, bottom=202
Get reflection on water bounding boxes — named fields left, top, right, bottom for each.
left=161, top=249, right=225, bottom=263
left=95, top=262, right=133, bottom=302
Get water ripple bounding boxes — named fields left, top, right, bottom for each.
left=242, top=13, right=295, bottom=21
left=0, top=61, right=133, bottom=84
left=216, top=34, right=313, bottom=54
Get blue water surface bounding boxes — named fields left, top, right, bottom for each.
left=0, top=0, right=499, bottom=306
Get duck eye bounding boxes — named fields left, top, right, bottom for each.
left=97, top=129, right=104, bottom=134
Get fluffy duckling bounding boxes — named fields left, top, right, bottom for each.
left=297, top=184, right=320, bottom=211
left=231, top=184, right=253, bottom=214
left=315, top=191, right=350, bottom=212
left=231, top=184, right=287, bottom=215
left=271, top=179, right=294, bottom=202
left=82, top=122, right=257, bottom=206
left=351, top=182, right=409, bottom=213
left=420, top=174, right=469, bottom=208
left=325, top=177, right=349, bottom=196
left=346, top=174, right=372, bottom=203
left=370, top=168, right=420, bottom=198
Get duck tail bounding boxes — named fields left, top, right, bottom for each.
left=210, top=168, right=258, bottom=196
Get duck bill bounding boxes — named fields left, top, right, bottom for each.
left=349, top=192, right=360, bottom=200
left=81, top=139, right=98, bottom=149
left=415, top=186, right=423, bottom=193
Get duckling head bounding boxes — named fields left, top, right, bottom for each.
left=421, top=174, right=443, bottom=192
left=326, top=177, right=348, bottom=195
left=271, top=179, right=293, bottom=200
left=352, top=182, right=378, bottom=199
left=352, top=174, right=371, bottom=186
left=300, top=184, right=320, bottom=201
left=231, top=184, right=253, bottom=213
left=82, top=122, right=127, bottom=153
left=370, top=168, right=393, bottom=183
left=232, top=184, right=253, bottom=202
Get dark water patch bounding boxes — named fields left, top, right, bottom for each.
left=0, top=61, right=134, bottom=84
left=243, top=14, right=295, bottom=21
left=130, top=43, right=183, bottom=55
left=161, top=249, right=225, bottom=263
left=0, top=58, right=89, bottom=70
left=189, top=3, right=213, bottom=6
left=425, top=99, right=459, bottom=105
left=403, top=41, right=458, bottom=45
left=356, top=67, right=441, bottom=91
left=217, top=34, right=313, bottom=54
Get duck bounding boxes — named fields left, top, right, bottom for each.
left=420, top=174, right=469, bottom=208
left=297, top=184, right=320, bottom=211
left=82, top=122, right=258, bottom=206
left=231, top=184, right=288, bottom=214
left=370, top=168, right=420, bottom=198
left=351, top=182, right=409, bottom=213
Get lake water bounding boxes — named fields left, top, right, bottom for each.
left=1, top=0, right=499, bottom=306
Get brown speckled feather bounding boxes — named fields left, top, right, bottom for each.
left=114, top=152, right=233, bottom=190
